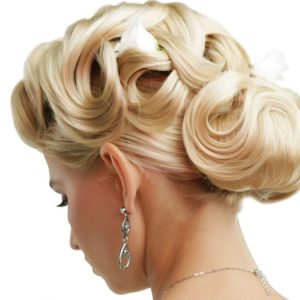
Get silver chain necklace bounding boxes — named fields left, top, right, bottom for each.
left=162, top=267, right=273, bottom=297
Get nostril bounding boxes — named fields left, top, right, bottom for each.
left=71, top=243, right=80, bottom=250
left=70, top=231, right=80, bottom=250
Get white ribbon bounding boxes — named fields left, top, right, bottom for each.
left=252, top=50, right=289, bottom=83
left=114, top=17, right=161, bottom=57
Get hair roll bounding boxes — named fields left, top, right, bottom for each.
left=183, top=69, right=300, bottom=205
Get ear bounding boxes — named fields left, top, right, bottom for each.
left=100, top=143, right=141, bottom=213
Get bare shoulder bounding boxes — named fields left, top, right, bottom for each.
left=163, top=289, right=287, bottom=300
left=162, top=272, right=288, bottom=300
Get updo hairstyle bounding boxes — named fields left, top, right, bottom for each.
left=11, top=0, right=300, bottom=213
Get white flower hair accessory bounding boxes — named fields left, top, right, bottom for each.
left=114, top=17, right=163, bottom=57
left=252, top=50, right=289, bottom=83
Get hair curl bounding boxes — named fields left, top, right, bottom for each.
left=11, top=0, right=300, bottom=214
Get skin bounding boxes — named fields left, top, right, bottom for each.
left=45, top=143, right=286, bottom=300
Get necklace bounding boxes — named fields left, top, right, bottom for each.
left=162, top=267, right=273, bottom=297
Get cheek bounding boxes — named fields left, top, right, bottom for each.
left=67, top=180, right=123, bottom=269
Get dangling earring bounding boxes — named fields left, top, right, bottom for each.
left=118, top=207, right=131, bottom=270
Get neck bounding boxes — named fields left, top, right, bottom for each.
left=140, top=175, right=258, bottom=299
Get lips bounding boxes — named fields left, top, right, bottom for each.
left=83, top=254, right=102, bottom=277
left=84, top=256, right=99, bottom=275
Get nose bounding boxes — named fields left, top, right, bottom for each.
left=70, top=231, right=80, bottom=250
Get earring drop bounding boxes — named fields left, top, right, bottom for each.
left=118, top=207, right=131, bottom=270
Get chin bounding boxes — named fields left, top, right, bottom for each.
left=108, top=285, right=146, bottom=295
left=105, top=278, right=148, bottom=295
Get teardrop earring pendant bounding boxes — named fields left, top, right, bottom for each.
left=118, top=207, right=131, bottom=270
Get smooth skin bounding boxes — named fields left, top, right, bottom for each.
left=46, top=143, right=286, bottom=300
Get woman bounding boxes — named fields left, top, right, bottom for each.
left=10, top=0, right=299, bottom=299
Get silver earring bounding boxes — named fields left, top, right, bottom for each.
left=118, top=207, right=131, bottom=270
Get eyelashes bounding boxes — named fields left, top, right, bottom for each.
left=56, top=195, right=68, bottom=207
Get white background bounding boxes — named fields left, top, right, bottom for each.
left=1, top=1, right=299, bottom=299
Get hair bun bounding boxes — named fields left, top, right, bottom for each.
left=182, top=69, right=300, bottom=203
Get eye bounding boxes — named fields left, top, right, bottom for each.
left=56, top=195, right=68, bottom=207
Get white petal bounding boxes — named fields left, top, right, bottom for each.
left=252, top=51, right=289, bottom=83
left=114, top=17, right=159, bottom=56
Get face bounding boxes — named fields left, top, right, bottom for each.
left=45, top=154, right=147, bottom=293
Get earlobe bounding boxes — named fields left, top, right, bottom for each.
left=100, top=143, right=141, bottom=212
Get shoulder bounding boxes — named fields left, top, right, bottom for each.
left=164, top=290, right=287, bottom=300
left=162, top=273, right=288, bottom=300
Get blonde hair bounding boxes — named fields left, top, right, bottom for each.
left=11, top=0, right=300, bottom=214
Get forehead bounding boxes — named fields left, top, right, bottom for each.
left=44, top=154, right=72, bottom=180
left=44, top=154, right=66, bottom=171
left=44, top=154, right=103, bottom=184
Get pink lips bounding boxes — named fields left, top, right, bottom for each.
left=84, top=255, right=92, bottom=267
left=84, top=257, right=99, bottom=275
